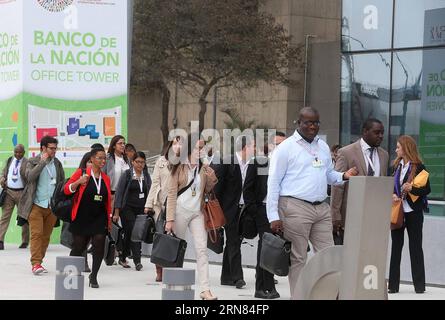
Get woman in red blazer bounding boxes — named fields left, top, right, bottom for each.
left=64, top=148, right=112, bottom=288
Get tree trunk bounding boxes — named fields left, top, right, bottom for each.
left=159, top=82, right=171, bottom=149
left=198, top=84, right=214, bottom=133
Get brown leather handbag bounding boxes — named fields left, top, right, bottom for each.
left=203, top=191, right=226, bottom=236
left=390, top=200, right=404, bottom=230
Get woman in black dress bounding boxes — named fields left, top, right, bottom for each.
left=64, top=148, right=112, bottom=288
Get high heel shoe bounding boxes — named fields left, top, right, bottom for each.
left=89, top=275, right=99, bottom=289
left=200, top=290, right=217, bottom=300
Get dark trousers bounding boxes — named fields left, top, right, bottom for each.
left=120, top=206, right=142, bottom=264
left=389, top=209, right=425, bottom=292
left=255, top=204, right=275, bottom=292
left=221, top=206, right=243, bottom=283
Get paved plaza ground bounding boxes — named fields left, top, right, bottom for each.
left=0, top=244, right=443, bottom=300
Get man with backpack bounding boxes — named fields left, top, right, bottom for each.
left=18, top=136, right=65, bottom=275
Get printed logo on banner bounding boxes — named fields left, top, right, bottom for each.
left=37, top=0, right=73, bottom=12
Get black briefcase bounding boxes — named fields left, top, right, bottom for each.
left=238, top=205, right=258, bottom=239
left=111, top=222, right=124, bottom=252
left=131, top=214, right=155, bottom=244
left=0, top=188, right=6, bottom=207
left=103, top=234, right=116, bottom=266
left=60, top=221, right=73, bottom=249
left=207, top=228, right=224, bottom=254
left=259, top=232, right=291, bottom=276
left=150, top=232, right=187, bottom=268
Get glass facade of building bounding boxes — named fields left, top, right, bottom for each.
left=341, top=0, right=445, bottom=214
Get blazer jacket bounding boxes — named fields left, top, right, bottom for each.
left=393, top=162, right=431, bottom=213
left=145, top=156, right=171, bottom=217
left=64, top=167, right=112, bottom=226
left=166, top=164, right=218, bottom=221
left=114, top=168, right=152, bottom=210
left=0, top=156, right=28, bottom=188
left=330, top=140, right=389, bottom=226
left=213, top=155, right=256, bottom=224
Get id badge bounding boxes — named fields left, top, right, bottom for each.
left=139, top=193, right=145, bottom=199
left=50, top=178, right=57, bottom=185
left=94, top=195, right=103, bottom=202
left=312, top=159, right=323, bottom=168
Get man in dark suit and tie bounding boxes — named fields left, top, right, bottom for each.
left=330, top=118, right=389, bottom=244
left=214, top=134, right=255, bottom=289
left=243, top=132, right=286, bottom=299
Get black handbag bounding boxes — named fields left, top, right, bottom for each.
left=103, top=233, right=116, bottom=266
left=259, top=232, right=291, bottom=277
left=207, top=227, right=224, bottom=254
left=131, top=214, right=155, bottom=244
left=150, top=232, right=187, bottom=268
left=111, top=221, right=124, bottom=252
left=60, top=221, right=73, bottom=249
left=0, top=188, right=6, bottom=207
left=238, top=205, right=258, bottom=239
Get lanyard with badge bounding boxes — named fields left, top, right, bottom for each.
left=297, top=139, right=323, bottom=168
left=189, top=165, right=198, bottom=197
left=46, top=164, right=57, bottom=185
left=134, top=170, right=145, bottom=199
left=92, top=173, right=103, bottom=202
left=11, top=159, right=20, bottom=182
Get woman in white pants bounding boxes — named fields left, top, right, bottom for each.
left=165, top=135, right=218, bottom=300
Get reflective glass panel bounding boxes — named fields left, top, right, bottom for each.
left=342, top=0, right=393, bottom=51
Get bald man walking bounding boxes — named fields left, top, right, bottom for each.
left=0, top=144, right=29, bottom=250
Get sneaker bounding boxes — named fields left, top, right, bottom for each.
left=32, top=264, right=44, bottom=275
left=41, top=265, right=48, bottom=273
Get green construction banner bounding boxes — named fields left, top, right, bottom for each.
left=0, top=0, right=128, bottom=244
left=419, top=9, right=445, bottom=200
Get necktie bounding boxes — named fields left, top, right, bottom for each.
left=367, top=147, right=375, bottom=176
left=12, top=159, right=19, bottom=182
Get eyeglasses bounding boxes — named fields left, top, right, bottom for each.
left=302, top=120, right=321, bottom=127
left=95, top=157, right=106, bottom=161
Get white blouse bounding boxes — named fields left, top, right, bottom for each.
left=399, top=160, right=413, bottom=213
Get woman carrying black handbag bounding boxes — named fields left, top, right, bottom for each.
left=165, top=135, right=218, bottom=300
left=113, top=151, right=152, bottom=271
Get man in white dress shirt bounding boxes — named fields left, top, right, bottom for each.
left=0, top=144, right=29, bottom=250
left=266, top=107, right=358, bottom=299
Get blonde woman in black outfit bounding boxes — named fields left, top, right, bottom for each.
left=113, top=151, right=152, bottom=270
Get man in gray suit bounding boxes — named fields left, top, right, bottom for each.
left=330, top=118, right=389, bottom=244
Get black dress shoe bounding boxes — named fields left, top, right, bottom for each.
left=135, top=263, right=143, bottom=271
left=388, top=288, right=399, bottom=294
left=89, top=275, right=99, bottom=288
left=254, top=290, right=270, bottom=299
left=254, top=289, right=280, bottom=299
left=19, top=243, right=28, bottom=249
left=415, top=289, right=425, bottom=294
left=268, top=289, right=280, bottom=299
left=0, top=241, right=4, bottom=250
left=221, top=280, right=236, bottom=286
left=235, top=279, right=246, bottom=289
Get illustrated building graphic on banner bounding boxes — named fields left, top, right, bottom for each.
left=0, top=0, right=128, bottom=169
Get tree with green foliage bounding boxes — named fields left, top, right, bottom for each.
left=131, top=0, right=302, bottom=143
